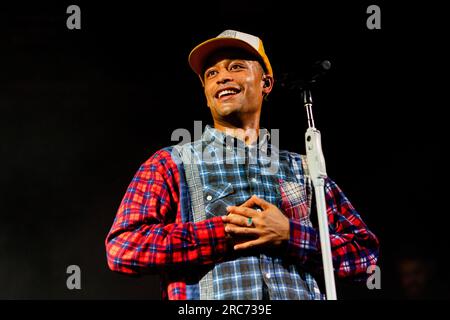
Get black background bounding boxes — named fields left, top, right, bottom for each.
left=1, top=1, right=448, bottom=299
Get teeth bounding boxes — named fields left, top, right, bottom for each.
left=218, top=89, right=238, bottom=98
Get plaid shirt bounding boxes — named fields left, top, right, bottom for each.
left=105, top=126, right=379, bottom=300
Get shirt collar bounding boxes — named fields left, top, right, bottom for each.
left=202, top=124, right=270, bottom=152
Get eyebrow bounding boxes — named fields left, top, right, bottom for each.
left=204, top=59, right=249, bottom=73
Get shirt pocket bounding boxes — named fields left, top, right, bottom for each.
left=203, top=183, right=236, bottom=218
left=279, top=179, right=311, bottom=224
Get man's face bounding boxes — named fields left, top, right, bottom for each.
left=202, top=49, right=268, bottom=124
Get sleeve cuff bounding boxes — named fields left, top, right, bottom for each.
left=195, top=216, right=229, bottom=264
left=286, top=219, right=319, bottom=262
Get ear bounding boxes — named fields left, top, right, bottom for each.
left=261, top=74, right=274, bottom=96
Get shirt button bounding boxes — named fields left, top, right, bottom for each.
left=206, top=195, right=212, bottom=201
left=265, top=273, right=271, bottom=279
left=251, top=177, right=257, bottom=183
left=226, top=145, right=232, bottom=151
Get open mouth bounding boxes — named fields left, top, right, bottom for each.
left=215, top=87, right=241, bottom=99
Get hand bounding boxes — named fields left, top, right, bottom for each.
left=222, top=221, right=258, bottom=248
left=221, top=195, right=290, bottom=250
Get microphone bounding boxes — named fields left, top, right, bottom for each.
left=311, top=60, right=331, bottom=81
left=278, top=60, right=332, bottom=91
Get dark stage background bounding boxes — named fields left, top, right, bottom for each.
left=1, top=1, right=448, bottom=299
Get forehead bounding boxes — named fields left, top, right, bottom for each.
left=202, top=48, right=262, bottom=73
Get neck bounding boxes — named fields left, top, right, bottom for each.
left=213, top=118, right=260, bottom=145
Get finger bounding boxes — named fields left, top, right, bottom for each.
left=222, top=214, right=252, bottom=227
left=234, top=238, right=265, bottom=250
left=248, top=195, right=271, bottom=210
left=226, top=206, right=256, bottom=218
left=240, top=196, right=257, bottom=208
left=224, top=222, right=241, bottom=229
left=241, top=195, right=271, bottom=210
left=225, top=225, right=262, bottom=236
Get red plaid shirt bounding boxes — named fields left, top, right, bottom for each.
left=105, top=148, right=379, bottom=299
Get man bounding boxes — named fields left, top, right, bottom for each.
left=105, top=30, right=379, bottom=300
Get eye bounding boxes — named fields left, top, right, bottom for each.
left=205, top=69, right=218, bottom=78
left=230, top=64, right=244, bottom=71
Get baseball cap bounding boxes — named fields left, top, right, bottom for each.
left=188, top=30, right=273, bottom=82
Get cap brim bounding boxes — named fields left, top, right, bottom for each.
left=188, top=37, right=262, bottom=77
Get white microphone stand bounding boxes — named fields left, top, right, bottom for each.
left=303, top=89, right=337, bottom=300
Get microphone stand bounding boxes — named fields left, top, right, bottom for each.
left=280, top=60, right=336, bottom=299
left=303, top=89, right=337, bottom=300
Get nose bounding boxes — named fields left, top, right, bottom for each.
left=216, top=70, right=233, bottom=85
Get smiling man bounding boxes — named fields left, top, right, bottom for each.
left=201, top=48, right=271, bottom=136
left=105, top=30, right=380, bottom=300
